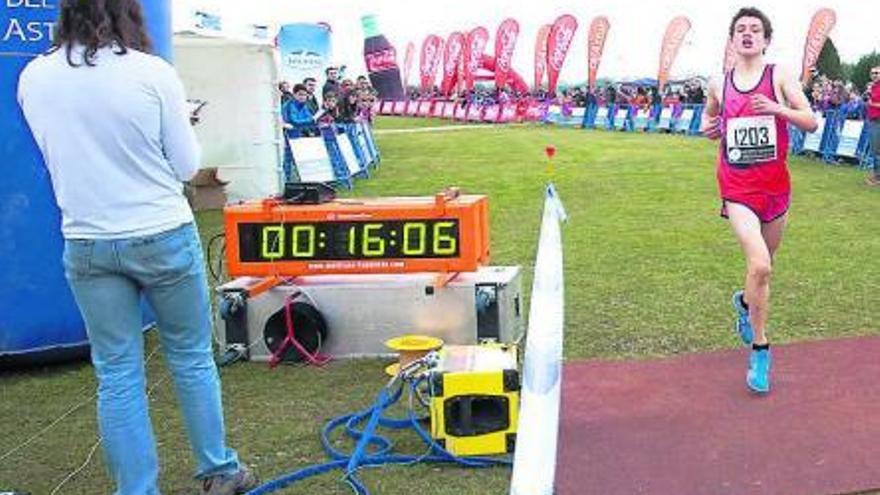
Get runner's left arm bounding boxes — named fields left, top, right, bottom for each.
left=751, top=66, right=817, bottom=133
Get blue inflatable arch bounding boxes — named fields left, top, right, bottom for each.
left=0, top=0, right=172, bottom=366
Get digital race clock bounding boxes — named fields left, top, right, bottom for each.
left=224, top=191, right=490, bottom=277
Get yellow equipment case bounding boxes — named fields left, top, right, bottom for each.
left=428, top=344, right=520, bottom=456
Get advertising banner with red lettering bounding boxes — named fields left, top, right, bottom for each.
left=525, top=100, right=547, bottom=121
left=494, top=18, right=520, bottom=90
left=657, top=16, right=691, bottom=92
left=402, top=41, right=415, bottom=88
left=500, top=103, right=518, bottom=122
left=586, top=16, right=610, bottom=90
left=723, top=39, right=736, bottom=73
left=800, top=8, right=836, bottom=84
left=420, top=35, right=443, bottom=91
left=441, top=31, right=465, bottom=95
left=534, top=24, right=552, bottom=90
left=546, top=14, right=578, bottom=95
left=464, top=26, right=490, bottom=90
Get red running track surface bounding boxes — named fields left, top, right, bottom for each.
left=556, top=336, right=880, bottom=495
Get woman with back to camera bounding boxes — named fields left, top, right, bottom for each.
left=17, top=1, right=257, bottom=493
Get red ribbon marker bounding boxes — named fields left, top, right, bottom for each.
left=545, top=145, right=557, bottom=176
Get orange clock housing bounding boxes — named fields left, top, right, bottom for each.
left=224, top=191, right=490, bottom=277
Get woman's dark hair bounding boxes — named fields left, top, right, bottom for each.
left=729, top=7, right=773, bottom=41
left=52, top=0, right=153, bottom=67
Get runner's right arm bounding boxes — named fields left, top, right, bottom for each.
left=700, top=76, right=722, bottom=140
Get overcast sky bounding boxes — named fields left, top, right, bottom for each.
left=173, top=0, right=879, bottom=84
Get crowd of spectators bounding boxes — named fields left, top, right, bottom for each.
left=394, top=71, right=874, bottom=128
left=401, top=77, right=708, bottom=115
left=278, top=67, right=378, bottom=138
left=278, top=67, right=379, bottom=181
left=805, top=73, right=870, bottom=120
left=291, top=68, right=870, bottom=128
left=278, top=64, right=878, bottom=185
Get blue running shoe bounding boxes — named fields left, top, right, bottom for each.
left=747, top=348, right=771, bottom=394
left=732, top=290, right=753, bottom=345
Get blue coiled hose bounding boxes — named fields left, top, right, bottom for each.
left=245, top=376, right=511, bottom=495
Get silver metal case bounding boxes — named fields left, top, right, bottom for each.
left=217, top=266, right=523, bottom=360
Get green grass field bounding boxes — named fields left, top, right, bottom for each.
left=3, top=118, right=879, bottom=494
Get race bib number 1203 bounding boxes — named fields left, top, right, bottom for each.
left=726, top=115, right=777, bottom=165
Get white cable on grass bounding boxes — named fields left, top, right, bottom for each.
left=0, top=345, right=162, bottom=464
left=0, top=393, right=95, bottom=464
left=48, top=371, right=170, bottom=494
left=48, top=436, right=102, bottom=495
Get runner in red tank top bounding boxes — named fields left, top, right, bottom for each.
left=700, top=7, right=817, bottom=394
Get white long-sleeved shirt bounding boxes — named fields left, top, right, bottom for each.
left=18, top=45, right=200, bottom=239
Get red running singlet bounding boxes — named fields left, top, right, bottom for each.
left=717, top=64, right=790, bottom=199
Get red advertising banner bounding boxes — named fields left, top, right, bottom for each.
left=723, top=39, right=736, bottom=74
left=420, top=35, right=443, bottom=91
left=546, top=14, right=578, bottom=94
left=525, top=100, right=546, bottom=121
left=402, top=41, right=415, bottom=89
left=495, top=18, right=520, bottom=90
left=464, top=26, right=490, bottom=90
left=586, top=16, right=610, bottom=90
left=441, top=32, right=465, bottom=95
left=534, top=24, right=552, bottom=90
left=500, top=103, right=518, bottom=122
left=800, top=8, right=837, bottom=84
left=483, top=104, right=500, bottom=122
left=657, top=16, right=691, bottom=92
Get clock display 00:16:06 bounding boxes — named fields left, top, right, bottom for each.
left=237, top=220, right=461, bottom=262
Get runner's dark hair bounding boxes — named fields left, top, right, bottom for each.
left=729, top=7, right=773, bottom=40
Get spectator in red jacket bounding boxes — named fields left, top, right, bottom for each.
left=865, top=66, right=880, bottom=186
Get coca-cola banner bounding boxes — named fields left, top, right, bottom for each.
left=800, top=8, right=836, bottom=84
left=441, top=31, right=465, bottom=95
left=464, top=26, right=490, bottom=91
left=495, top=18, right=520, bottom=90
left=657, top=15, right=691, bottom=92
left=546, top=14, right=578, bottom=95
left=420, top=35, right=443, bottom=91
left=402, top=41, right=415, bottom=88
left=364, top=48, right=398, bottom=74
left=586, top=16, right=610, bottom=90
left=534, top=24, right=551, bottom=90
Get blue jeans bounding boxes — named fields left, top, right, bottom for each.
left=63, top=223, right=239, bottom=494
